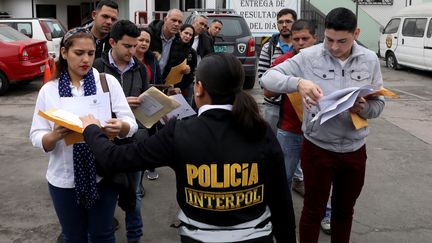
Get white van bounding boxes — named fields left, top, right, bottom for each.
left=379, top=3, right=432, bottom=71
left=0, top=18, right=66, bottom=58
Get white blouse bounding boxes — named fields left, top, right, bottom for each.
left=30, top=68, right=138, bottom=188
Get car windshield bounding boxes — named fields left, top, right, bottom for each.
left=42, top=20, right=65, bottom=39
left=0, top=25, right=29, bottom=42
left=208, top=16, right=247, bottom=37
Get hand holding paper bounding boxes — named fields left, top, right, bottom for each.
left=103, top=118, right=123, bottom=139
left=297, top=79, right=323, bottom=111
left=164, top=59, right=187, bottom=85
left=310, top=85, right=398, bottom=129
left=133, top=86, right=180, bottom=128
left=80, top=114, right=101, bottom=130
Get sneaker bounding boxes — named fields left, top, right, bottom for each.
left=146, top=170, right=159, bottom=180
left=292, top=178, right=305, bottom=196
left=320, top=208, right=331, bottom=235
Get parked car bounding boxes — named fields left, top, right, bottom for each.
left=0, top=18, right=66, bottom=58
left=185, top=9, right=257, bottom=89
left=0, top=25, right=49, bottom=95
left=379, top=3, right=432, bottom=71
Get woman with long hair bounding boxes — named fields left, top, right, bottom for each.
left=80, top=53, right=296, bottom=243
left=30, top=27, right=137, bottom=242
left=175, top=24, right=197, bottom=103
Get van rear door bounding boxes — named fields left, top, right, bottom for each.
left=424, top=18, right=432, bottom=70
left=398, top=18, right=427, bottom=68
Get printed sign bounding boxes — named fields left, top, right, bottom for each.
left=227, top=0, right=300, bottom=37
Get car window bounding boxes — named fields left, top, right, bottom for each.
left=16, top=23, right=32, bottom=37
left=383, top=18, right=400, bottom=34
left=402, top=18, right=427, bottom=37
left=427, top=19, right=432, bottom=38
left=42, top=20, right=65, bottom=39
left=0, top=26, right=29, bottom=42
left=208, top=16, right=249, bottom=37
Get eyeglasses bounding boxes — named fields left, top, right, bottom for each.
left=277, top=19, right=294, bottom=25
left=63, top=27, right=92, bottom=44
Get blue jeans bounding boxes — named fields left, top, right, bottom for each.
left=276, top=129, right=303, bottom=191
left=48, top=182, right=118, bottom=243
left=125, top=172, right=144, bottom=241
left=263, top=102, right=280, bottom=133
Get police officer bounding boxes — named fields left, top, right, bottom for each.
left=80, top=53, right=296, bottom=243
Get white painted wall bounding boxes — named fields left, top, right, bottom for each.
left=129, top=0, right=146, bottom=23
left=2, top=0, right=132, bottom=30
left=360, top=0, right=430, bottom=26
left=2, top=0, right=32, bottom=18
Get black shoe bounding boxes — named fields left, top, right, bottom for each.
left=56, top=233, right=63, bottom=243
left=113, top=217, right=120, bottom=231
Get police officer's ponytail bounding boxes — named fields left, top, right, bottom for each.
left=196, top=53, right=267, bottom=140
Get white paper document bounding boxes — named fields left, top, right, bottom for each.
left=311, top=85, right=377, bottom=124
left=165, top=94, right=196, bottom=120
left=60, top=92, right=112, bottom=126
left=138, top=95, right=164, bottom=116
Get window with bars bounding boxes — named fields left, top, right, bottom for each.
left=353, top=0, right=393, bottom=5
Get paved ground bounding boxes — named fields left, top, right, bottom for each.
left=0, top=61, right=431, bottom=243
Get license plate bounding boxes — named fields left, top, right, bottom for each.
left=214, top=45, right=227, bottom=53
left=40, top=64, right=45, bottom=73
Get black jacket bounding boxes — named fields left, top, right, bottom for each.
left=82, top=21, right=111, bottom=59
left=167, top=40, right=198, bottom=90
left=147, top=20, right=190, bottom=80
left=142, top=51, right=163, bottom=85
left=83, top=109, right=296, bottom=243
left=196, top=32, right=214, bottom=58
left=93, top=51, right=149, bottom=97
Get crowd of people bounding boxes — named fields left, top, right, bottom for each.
left=29, top=0, right=385, bottom=242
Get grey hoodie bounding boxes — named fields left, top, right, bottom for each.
left=261, top=41, right=385, bottom=153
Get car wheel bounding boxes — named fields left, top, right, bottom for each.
left=0, top=72, right=10, bottom=95
left=243, top=76, right=255, bottom=90
left=386, top=52, right=399, bottom=70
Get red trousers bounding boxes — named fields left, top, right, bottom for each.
left=300, top=139, right=367, bottom=243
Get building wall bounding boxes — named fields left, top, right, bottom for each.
left=310, top=0, right=382, bottom=52
left=359, top=0, right=430, bottom=26
left=2, top=0, right=131, bottom=30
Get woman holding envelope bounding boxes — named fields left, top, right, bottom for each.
left=80, top=53, right=296, bottom=243
left=167, top=24, right=197, bottom=103
left=29, top=27, right=137, bottom=242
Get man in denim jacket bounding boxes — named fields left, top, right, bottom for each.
left=261, top=7, right=385, bottom=243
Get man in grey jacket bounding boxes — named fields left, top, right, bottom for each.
left=261, top=7, right=385, bottom=243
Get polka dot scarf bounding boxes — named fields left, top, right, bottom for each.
left=58, top=69, right=99, bottom=209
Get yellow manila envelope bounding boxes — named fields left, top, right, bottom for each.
left=38, top=109, right=84, bottom=145
left=133, top=86, right=180, bottom=128
left=351, top=87, right=399, bottom=129
left=164, top=59, right=187, bottom=85
left=287, top=92, right=303, bottom=122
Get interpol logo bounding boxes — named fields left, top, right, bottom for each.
left=237, top=43, right=247, bottom=54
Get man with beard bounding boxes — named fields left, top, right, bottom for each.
left=93, top=20, right=149, bottom=243
left=83, top=0, right=119, bottom=58
left=207, top=19, right=223, bottom=47
left=258, top=8, right=297, bottom=133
